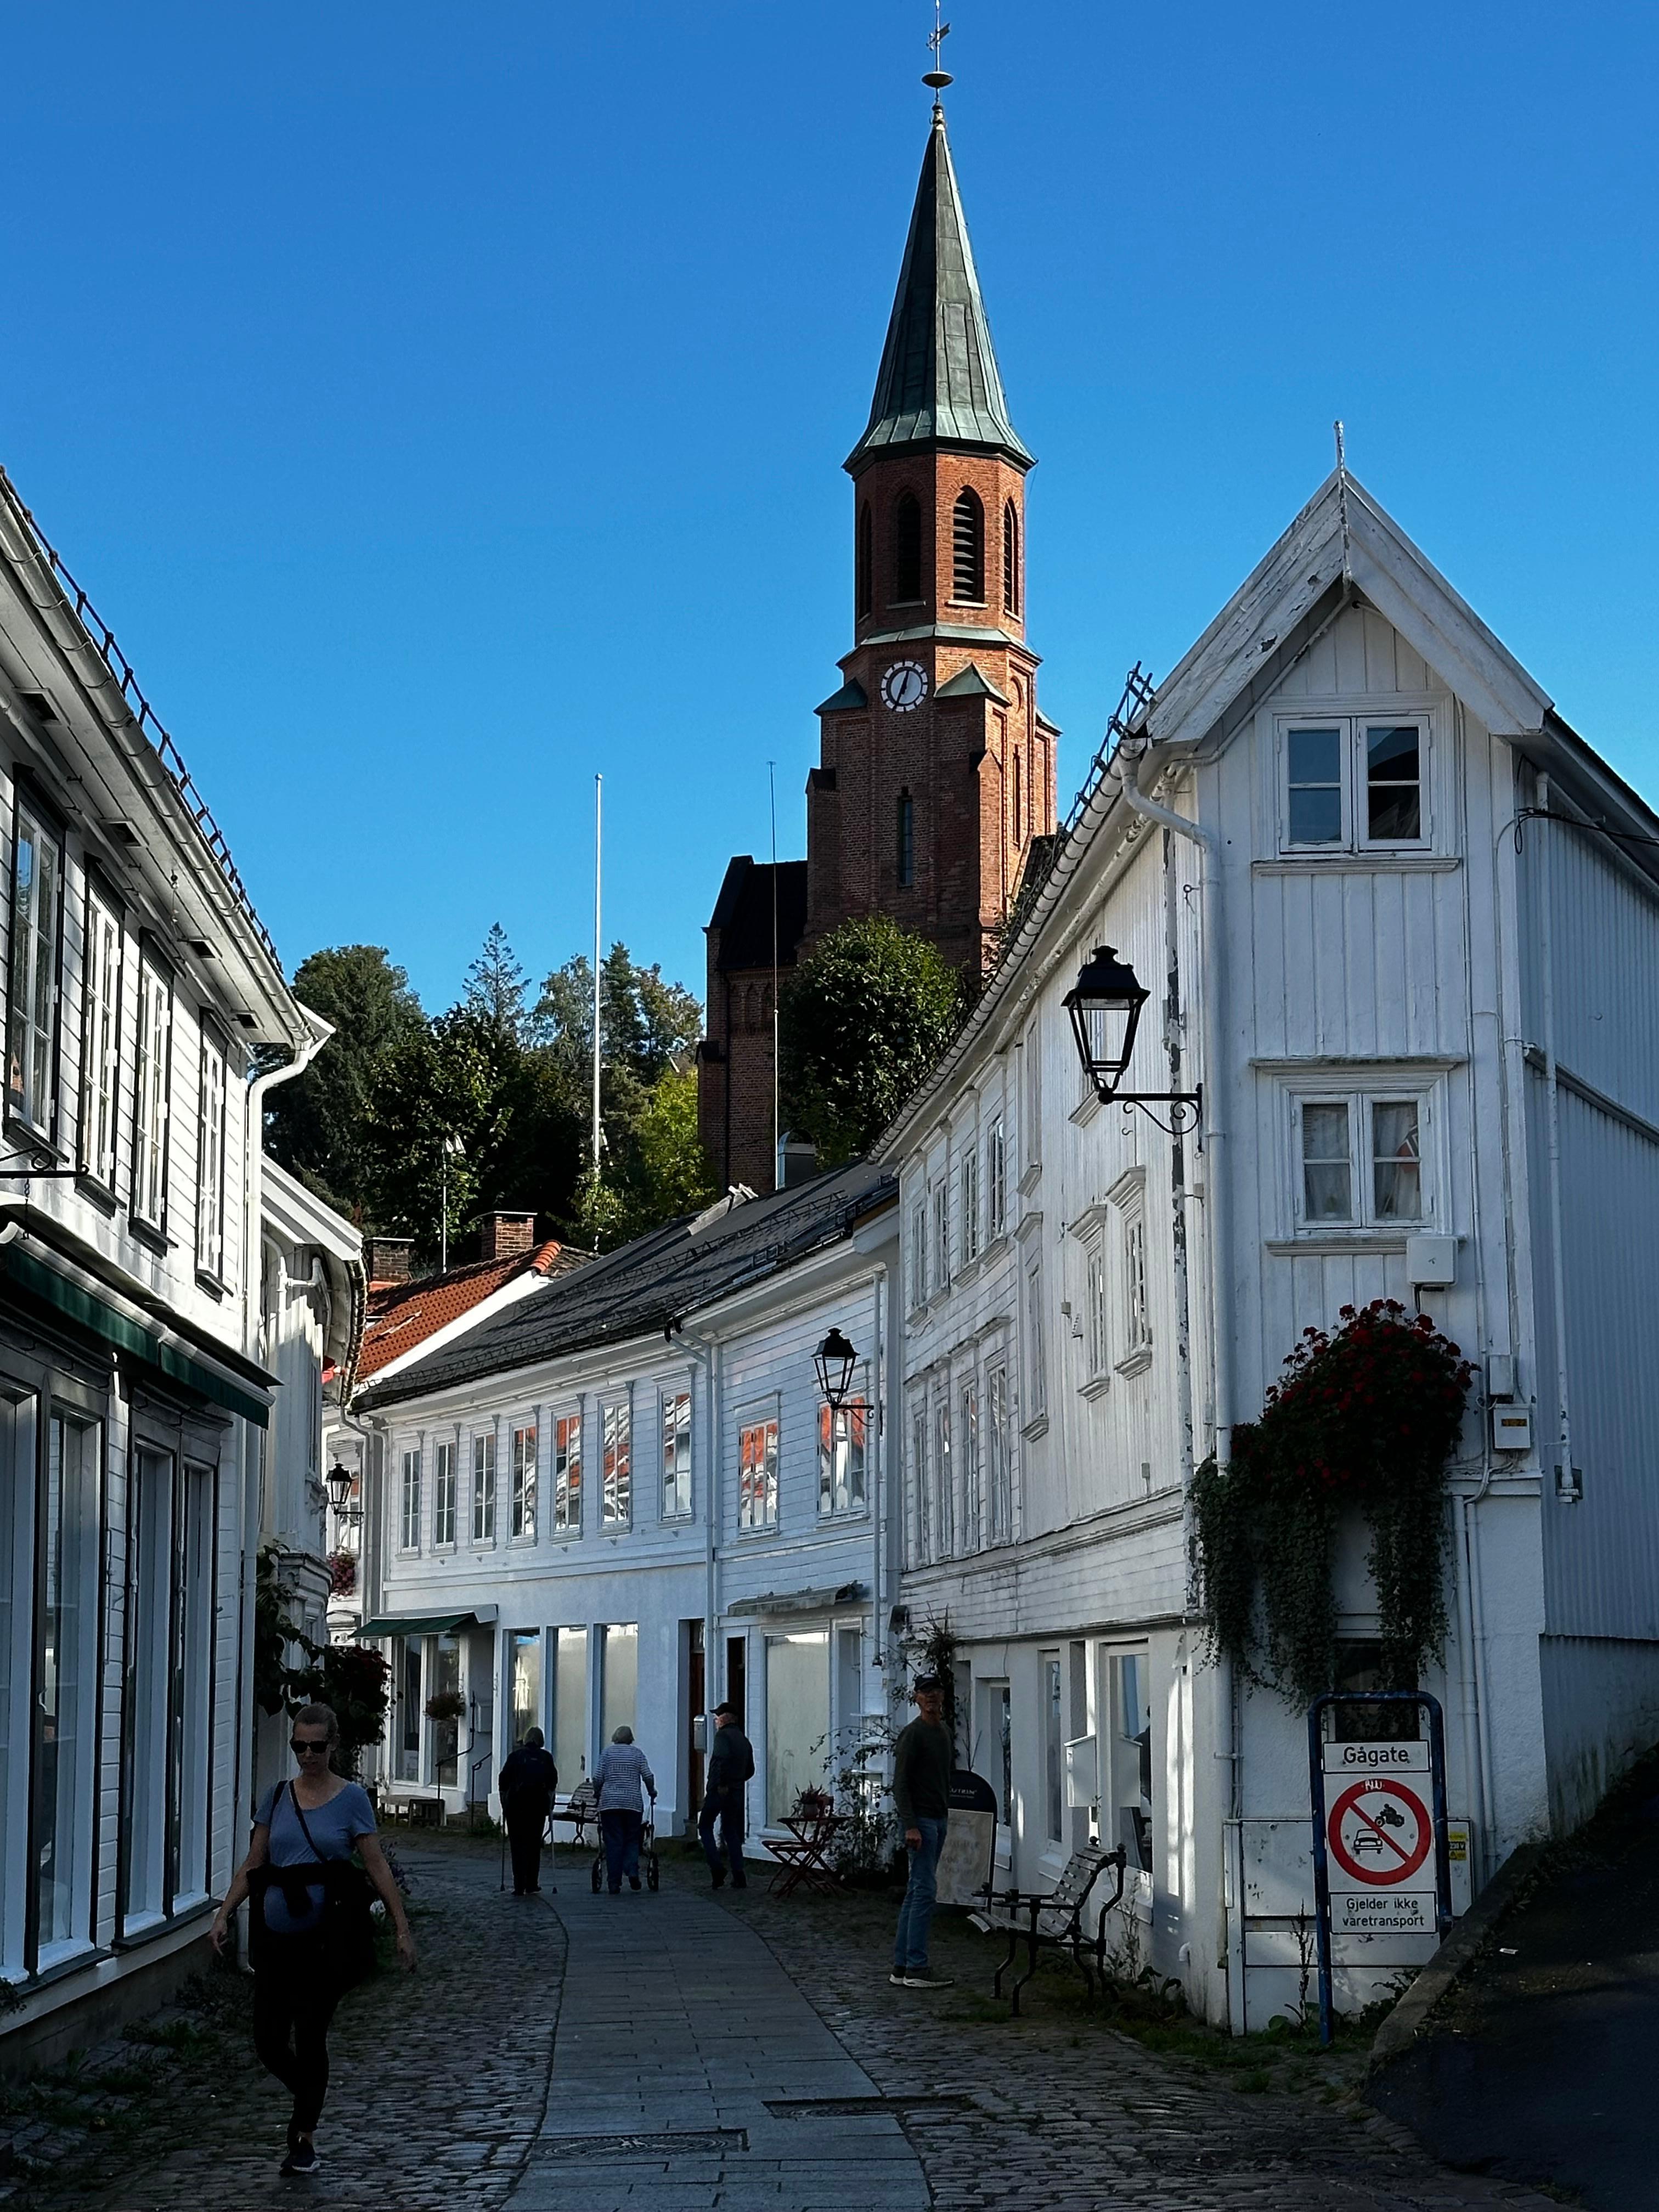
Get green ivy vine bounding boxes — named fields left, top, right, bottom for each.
left=1193, top=1301, right=1475, bottom=1706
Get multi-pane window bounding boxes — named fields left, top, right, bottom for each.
left=1043, top=1654, right=1064, bottom=1844
left=36, top=1413, right=99, bottom=1959
left=960, top=1383, right=980, bottom=1552
left=1023, top=1030, right=1041, bottom=1171
left=960, top=1147, right=980, bottom=1265
left=78, top=885, right=121, bottom=1187
left=933, top=1397, right=953, bottom=1558
left=554, top=1412, right=582, bottom=1533
left=987, top=1364, right=1012, bottom=1543
left=1282, top=719, right=1427, bottom=851
left=817, top=1401, right=867, bottom=1515
left=909, top=1198, right=928, bottom=1308
left=472, top=1431, right=496, bottom=1541
left=1085, top=1241, right=1109, bottom=1379
left=601, top=1403, right=631, bottom=1526
left=910, top=1407, right=929, bottom=1566
left=132, top=956, right=173, bottom=1228
left=1024, top=1255, right=1047, bottom=1419
left=932, top=1178, right=950, bottom=1293
left=433, top=1441, right=457, bottom=1546
left=737, top=1417, right=778, bottom=1531
left=662, top=1390, right=691, bottom=1519
left=195, top=1032, right=227, bottom=1279
left=7, top=798, right=61, bottom=1135
left=986, top=1115, right=1007, bottom=1239
left=1297, top=1094, right=1424, bottom=1226
left=1124, top=1212, right=1151, bottom=1355
left=511, top=1423, right=537, bottom=1540
left=400, top=1448, right=421, bottom=1551
left=1108, top=1650, right=1154, bottom=1874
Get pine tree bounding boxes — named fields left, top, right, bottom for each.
left=463, top=923, right=531, bottom=1041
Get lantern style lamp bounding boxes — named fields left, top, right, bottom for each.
left=325, top=1460, right=357, bottom=1519
left=1064, top=946, right=1149, bottom=1101
left=814, top=1328, right=859, bottom=1412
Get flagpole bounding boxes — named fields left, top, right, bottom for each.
left=592, top=774, right=602, bottom=1197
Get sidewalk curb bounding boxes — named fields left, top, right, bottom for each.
left=1368, top=1842, right=1545, bottom=2073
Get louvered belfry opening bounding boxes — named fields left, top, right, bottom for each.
left=893, top=493, right=923, bottom=603
left=856, top=502, right=873, bottom=617
left=1003, top=499, right=1020, bottom=614
left=952, top=488, right=984, bottom=602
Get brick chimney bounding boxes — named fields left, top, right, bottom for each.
left=364, top=1235, right=415, bottom=1286
left=478, top=1211, right=536, bottom=1262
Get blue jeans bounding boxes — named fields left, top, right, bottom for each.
left=893, top=1816, right=947, bottom=1972
left=601, top=1808, right=643, bottom=1891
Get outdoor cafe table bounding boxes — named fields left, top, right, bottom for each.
left=768, top=1808, right=844, bottom=1898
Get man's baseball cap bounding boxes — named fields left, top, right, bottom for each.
left=912, top=1673, right=943, bottom=1694
left=713, top=1700, right=737, bottom=1717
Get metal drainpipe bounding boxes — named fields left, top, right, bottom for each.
left=1537, top=774, right=1575, bottom=1506
left=675, top=1319, right=720, bottom=1819
left=233, top=1006, right=334, bottom=1940
left=1113, top=732, right=1244, bottom=2028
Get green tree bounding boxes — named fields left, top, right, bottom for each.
left=464, top=923, right=533, bottom=1041
left=609, top=1063, right=715, bottom=1243
left=780, top=917, right=965, bottom=1165
left=362, top=1007, right=523, bottom=1257
left=264, top=946, right=426, bottom=1215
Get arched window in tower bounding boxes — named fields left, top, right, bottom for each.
left=952, top=488, right=985, bottom=603
left=1003, top=500, right=1020, bottom=614
left=893, top=494, right=922, bottom=603
left=1012, top=750, right=1023, bottom=847
left=896, top=788, right=916, bottom=888
left=856, top=501, right=873, bottom=619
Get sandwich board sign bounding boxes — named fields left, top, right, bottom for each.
left=1307, top=1692, right=1453, bottom=2044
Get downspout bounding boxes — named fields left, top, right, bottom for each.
left=674, top=1318, right=720, bottom=1832
left=1114, top=732, right=1244, bottom=2029
left=1537, top=774, right=1574, bottom=1507
left=232, top=1004, right=334, bottom=1934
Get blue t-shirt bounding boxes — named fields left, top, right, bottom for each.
left=255, top=1780, right=376, bottom=1934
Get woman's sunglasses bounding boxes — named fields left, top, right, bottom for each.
left=290, top=1739, right=330, bottom=1757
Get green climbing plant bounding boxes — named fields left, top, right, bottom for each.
left=1192, top=1301, right=1475, bottom=1706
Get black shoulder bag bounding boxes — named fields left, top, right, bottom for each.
left=285, top=1784, right=380, bottom=1991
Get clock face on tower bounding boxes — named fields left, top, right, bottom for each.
left=881, top=659, right=929, bottom=713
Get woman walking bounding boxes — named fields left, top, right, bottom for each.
left=211, top=1703, right=415, bottom=2174
left=592, top=1725, right=656, bottom=1894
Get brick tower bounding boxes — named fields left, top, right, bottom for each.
left=699, top=97, right=1054, bottom=1193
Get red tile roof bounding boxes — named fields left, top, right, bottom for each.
left=356, top=1239, right=586, bottom=1384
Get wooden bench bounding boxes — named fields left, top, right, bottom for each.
left=982, top=1842, right=1127, bottom=2015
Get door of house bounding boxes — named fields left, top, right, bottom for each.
left=686, top=1622, right=705, bottom=1828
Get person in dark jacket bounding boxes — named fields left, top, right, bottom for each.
left=698, top=1700, right=754, bottom=1889
left=890, top=1674, right=954, bottom=1988
left=498, top=1728, right=558, bottom=1896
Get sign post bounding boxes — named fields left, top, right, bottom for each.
left=1307, top=1691, right=1452, bottom=2047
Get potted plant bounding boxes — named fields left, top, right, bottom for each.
left=325, top=1549, right=356, bottom=1598
left=424, top=1689, right=466, bottom=1724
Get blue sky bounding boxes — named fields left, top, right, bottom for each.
left=4, top=3, right=1657, bottom=1012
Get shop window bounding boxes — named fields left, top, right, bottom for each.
left=1042, top=1654, right=1064, bottom=1846
left=430, top=1634, right=462, bottom=1788
left=1106, top=1650, right=1153, bottom=1874
left=975, top=1677, right=1012, bottom=1830
left=509, top=1630, right=541, bottom=1750
left=36, top=1415, right=99, bottom=1960
left=766, top=1629, right=828, bottom=1823
left=554, top=1626, right=588, bottom=1785
left=122, top=1446, right=173, bottom=1927
left=600, top=1623, right=637, bottom=1744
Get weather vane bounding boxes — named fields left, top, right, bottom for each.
left=923, top=2, right=953, bottom=97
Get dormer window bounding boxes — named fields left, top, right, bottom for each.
left=952, top=488, right=985, bottom=602
left=893, top=493, right=923, bottom=603
left=1280, top=718, right=1429, bottom=853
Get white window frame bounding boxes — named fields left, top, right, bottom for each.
left=661, top=1389, right=692, bottom=1520
left=1022, top=1028, right=1041, bottom=1178
left=737, top=1411, right=778, bottom=1532
left=1277, top=714, right=1431, bottom=856
left=552, top=1409, right=582, bottom=1535
left=932, top=1177, right=950, bottom=1294
left=399, top=1448, right=422, bottom=1553
left=816, top=1396, right=867, bottom=1517
left=909, top=1401, right=929, bottom=1566
left=132, top=953, right=173, bottom=1232
left=7, top=797, right=62, bottom=1139
left=195, top=1028, right=228, bottom=1282
left=433, top=1440, right=457, bottom=1548
left=510, top=1420, right=537, bottom=1542
left=601, top=1401, right=631, bottom=1527
left=472, top=1429, right=496, bottom=1543
left=986, top=1362, right=1012, bottom=1544
left=1023, top=1252, right=1047, bottom=1427
left=959, top=1379, right=980, bottom=1553
left=986, top=1114, right=1007, bottom=1240
left=1288, top=1081, right=1437, bottom=1235
left=77, top=882, right=122, bottom=1190
left=1105, top=1167, right=1152, bottom=1376
left=908, top=1196, right=928, bottom=1310
left=1084, top=1235, right=1109, bottom=1386
left=933, top=1392, right=953, bottom=1559
left=960, top=1146, right=980, bottom=1266
left=1102, top=1644, right=1155, bottom=1894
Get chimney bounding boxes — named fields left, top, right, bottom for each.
left=364, top=1235, right=415, bottom=1286
left=479, top=1211, right=536, bottom=1262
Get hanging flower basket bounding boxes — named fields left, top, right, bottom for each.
left=1193, top=1300, right=1475, bottom=1705
left=424, top=1689, right=466, bottom=1723
left=325, top=1550, right=357, bottom=1597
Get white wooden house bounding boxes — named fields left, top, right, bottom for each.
left=0, top=471, right=325, bottom=2067
left=353, top=1166, right=899, bottom=1844
left=883, top=465, right=1659, bottom=2028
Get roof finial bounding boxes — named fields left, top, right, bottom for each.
left=923, top=3, right=952, bottom=115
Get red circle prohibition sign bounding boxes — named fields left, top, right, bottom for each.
left=1327, top=1780, right=1432, bottom=1886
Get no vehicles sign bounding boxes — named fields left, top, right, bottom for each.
left=1325, top=1774, right=1435, bottom=1931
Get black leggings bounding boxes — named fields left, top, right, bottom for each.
left=252, top=1936, right=340, bottom=2134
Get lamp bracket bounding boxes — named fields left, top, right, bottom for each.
left=1098, top=1088, right=1204, bottom=1139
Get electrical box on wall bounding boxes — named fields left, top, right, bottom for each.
left=1491, top=1403, right=1533, bottom=1453
left=1407, top=1234, right=1457, bottom=1287
left=1064, top=1734, right=1098, bottom=1808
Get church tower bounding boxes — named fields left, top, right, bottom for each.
left=699, top=93, right=1055, bottom=1194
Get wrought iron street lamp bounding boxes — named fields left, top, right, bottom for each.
left=325, top=1460, right=360, bottom=1521
left=1063, top=945, right=1201, bottom=1136
left=814, top=1328, right=859, bottom=1412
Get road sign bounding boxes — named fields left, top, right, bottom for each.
left=1327, top=1778, right=1432, bottom=1887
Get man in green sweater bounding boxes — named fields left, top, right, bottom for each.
left=890, top=1673, right=954, bottom=1989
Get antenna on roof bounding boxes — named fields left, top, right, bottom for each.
left=924, top=3, right=952, bottom=108
left=1334, top=419, right=1352, bottom=586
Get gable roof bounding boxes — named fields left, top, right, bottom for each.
left=708, top=855, right=809, bottom=975
left=358, top=1160, right=896, bottom=1410
left=846, top=108, right=1032, bottom=472
left=357, top=1239, right=585, bottom=1386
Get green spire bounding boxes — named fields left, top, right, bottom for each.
left=847, top=108, right=1032, bottom=472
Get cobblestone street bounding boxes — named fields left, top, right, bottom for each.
left=3, top=1835, right=1571, bottom=2211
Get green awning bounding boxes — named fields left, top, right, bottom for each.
left=0, top=1243, right=272, bottom=1427
left=358, top=1610, right=496, bottom=1639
